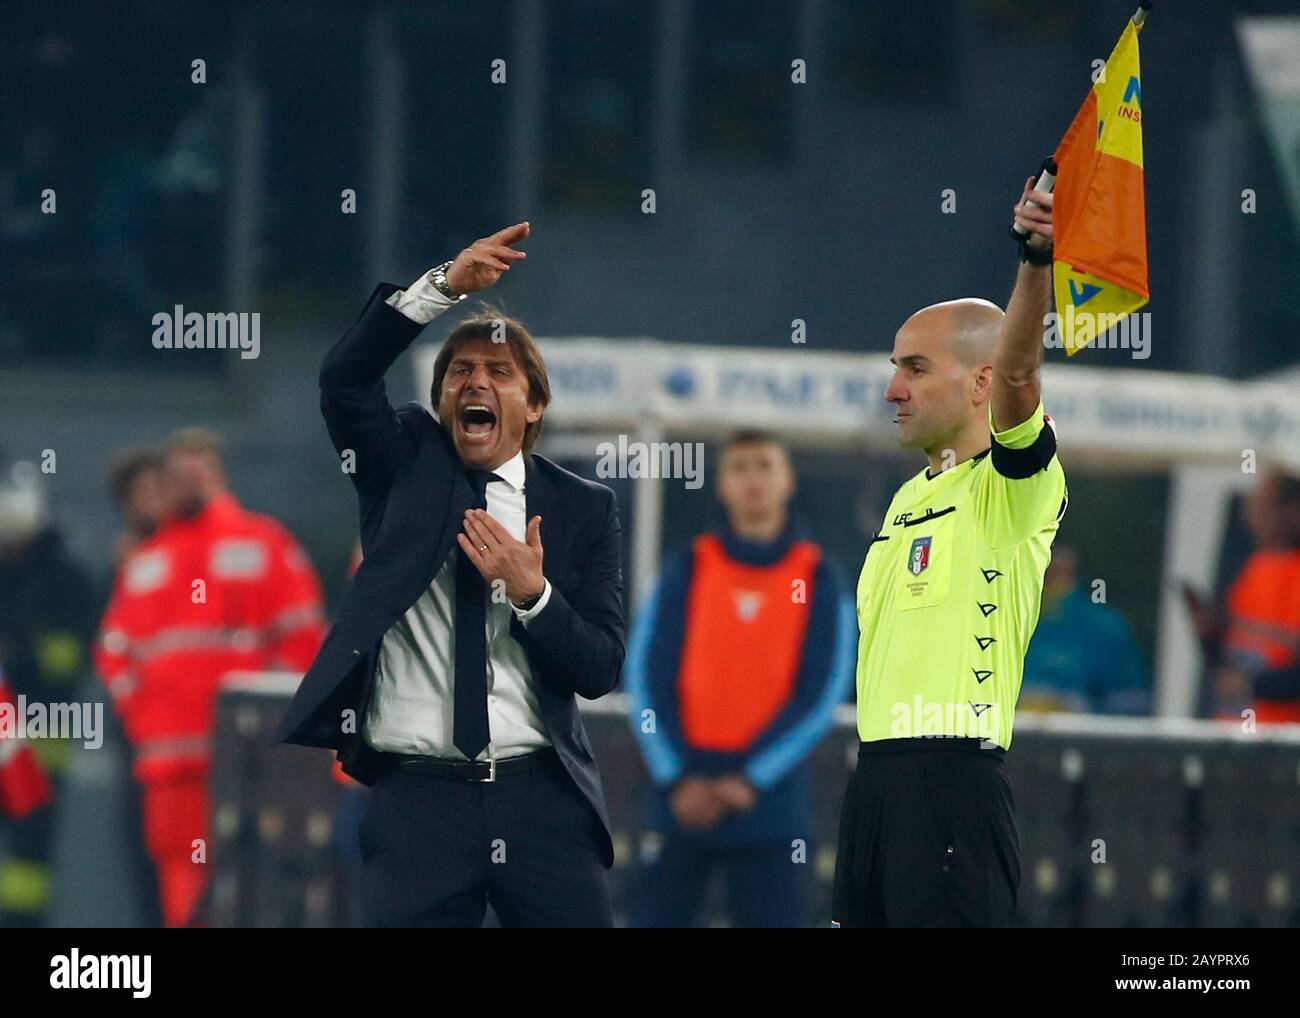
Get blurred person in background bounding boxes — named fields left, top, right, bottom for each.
left=106, top=446, right=171, bottom=563
left=1184, top=468, right=1300, bottom=723
left=625, top=432, right=855, bottom=927
left=95, top=427, right=326, bottom=926
left=1019, top=545, right=1148, bottom=714
left=0, top=460, right=98, bottom=926
left=0, top=668, right=52, bottom=823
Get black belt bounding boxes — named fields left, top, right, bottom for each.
left=858, top=737, right=1006, bottom=759
left=379, top=747, right=558, bottom=783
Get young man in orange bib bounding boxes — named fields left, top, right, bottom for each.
left=625, top=432, right=855, bottom=927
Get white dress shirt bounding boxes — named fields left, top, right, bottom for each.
left=363, top=268, right=553, bottom=760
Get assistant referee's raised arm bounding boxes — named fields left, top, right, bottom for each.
left=993, top=178, right=1055, bottom=431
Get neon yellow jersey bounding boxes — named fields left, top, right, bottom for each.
left=855, top=402, right=1067, bottom=750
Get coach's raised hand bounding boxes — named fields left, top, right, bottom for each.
left=444, top=222, right=530, bottom=296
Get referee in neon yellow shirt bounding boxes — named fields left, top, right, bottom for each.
left=832, top=177, right=1066, bottom=927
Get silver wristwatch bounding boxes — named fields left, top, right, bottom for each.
left=430, top=260, right=463, bottom=300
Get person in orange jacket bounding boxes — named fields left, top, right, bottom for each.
left=0, top=671, right=52, bottom=820
left=1184, top=469, right=1300, bottom=723
left=95, top=427, right=325, bottom=927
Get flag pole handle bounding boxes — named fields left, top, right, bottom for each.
left=1009, top=156, right=1057, bottom=241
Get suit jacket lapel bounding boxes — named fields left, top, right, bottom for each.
left=513, top=455, right=556, bottom=647
left=523, top=454, right=555, bottom=525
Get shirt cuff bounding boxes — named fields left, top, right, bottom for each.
left=512, top=579, right=552, bottom=624
left=384, top=267, right=467, bottom=324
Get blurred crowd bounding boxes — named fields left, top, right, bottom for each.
left=0, top=428, right=326, bottom=926
left=0, top=432, right=1297, bottom=926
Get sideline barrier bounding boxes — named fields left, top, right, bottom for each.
left=214, top=676, right=1300, bottom=927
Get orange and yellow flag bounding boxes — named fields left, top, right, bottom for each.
left=1052, top=5, right=1150, bottom=355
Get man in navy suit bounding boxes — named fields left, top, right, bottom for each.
left=275, top=222, right=625, bottom=927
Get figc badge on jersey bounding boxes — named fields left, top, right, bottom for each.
left=908, top=536, right=931, bottom=576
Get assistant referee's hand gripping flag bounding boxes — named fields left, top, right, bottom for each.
left=1024, top=3, right=1153, bottom=356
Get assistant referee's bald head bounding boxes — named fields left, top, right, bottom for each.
left=900, top=297, right=1004, bottom=368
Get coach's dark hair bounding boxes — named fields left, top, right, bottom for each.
left=430, top=310, right=551, bottom=453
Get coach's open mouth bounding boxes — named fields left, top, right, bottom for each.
left=459, top=403, right=498, bottom=442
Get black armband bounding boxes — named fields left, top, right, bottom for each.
left=990, top=420, right=1057, bottom=478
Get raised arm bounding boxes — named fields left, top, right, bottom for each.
left=319, top=222, right=530, bottom=495
left=992, top=180, right=1054, bottom=432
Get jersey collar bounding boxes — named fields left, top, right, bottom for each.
left=924, top=447, right=990, bottom=481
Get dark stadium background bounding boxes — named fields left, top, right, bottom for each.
left=1, top=0, right=1297, bottom=927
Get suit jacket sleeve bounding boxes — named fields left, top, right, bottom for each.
left=318, top=283, right=425, bottom=497
left=517, top=486, right=625, bottom=700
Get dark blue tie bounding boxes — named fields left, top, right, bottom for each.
left=453, top=469, right=499, bottom=760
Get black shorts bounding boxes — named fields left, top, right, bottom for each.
left=832, top=738, right=1021, bottom=928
